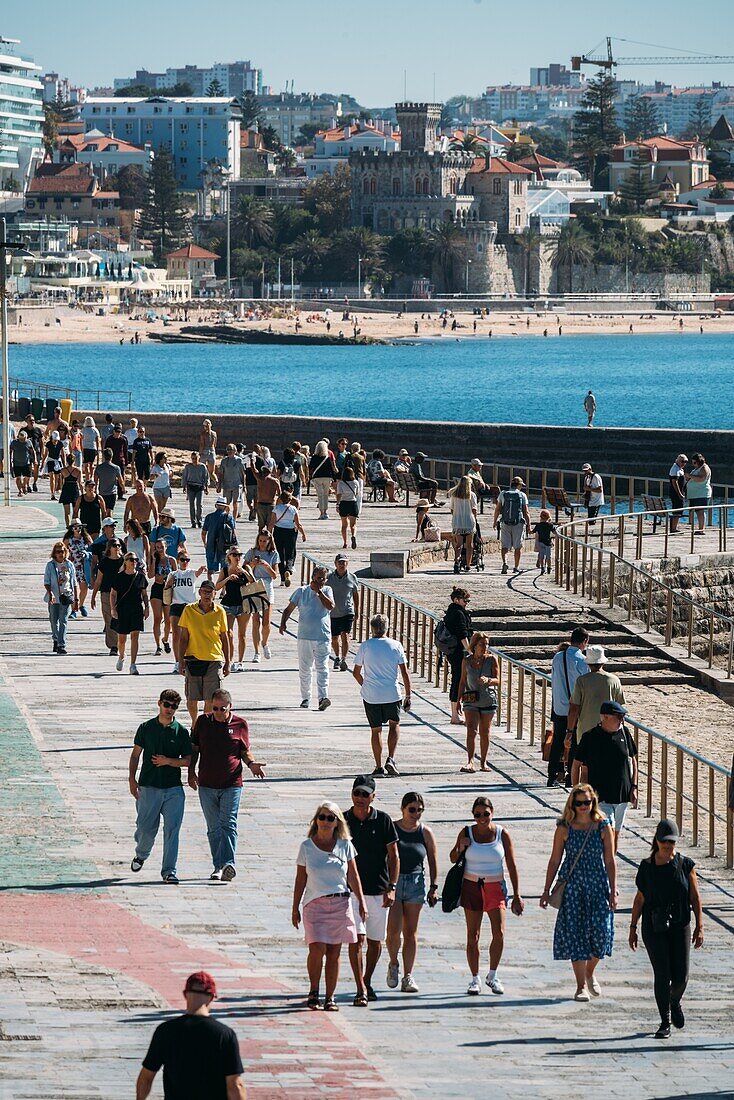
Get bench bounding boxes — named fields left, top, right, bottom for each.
left=477, top=483, right=500, bottom=515
left=641, top=494, right=668, bottom=532
left=365, top=475, right=387, bottom=503
left=544, top=486, right=579, bottom=523
left=394, top=467, right=419, bottom=505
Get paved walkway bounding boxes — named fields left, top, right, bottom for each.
left=0, top=486, right=733, bottom=1098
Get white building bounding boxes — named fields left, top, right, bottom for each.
left=304, top=120, right=399, bottom=178
left=114, top=62, right=262, bottom=97
left=57, top=129, right=154, bottom=180
left=0, top=36, right=44, bottom=191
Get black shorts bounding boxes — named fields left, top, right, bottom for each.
left=338, top=500, right=359, bottom=518
left=83, top=448, right=97, bottom=464
left=364, top=700, right=401, bottom=728
left=13, top=465, right=30, bottom=478
left=150, top=582, right=164, bottom=602
left=331, top=614, right=354, bottom=637
left=103, top=493, right=117, bottom=512
left=170, top=603, right=187, bottom=618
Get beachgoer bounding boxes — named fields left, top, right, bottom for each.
left=269, top=488, right=306, bottom=587
left=310, top=440, right=338, bottom=518
left=582, top=462, right=604, bottom=523
left=199, top=419, right=218, bottom=478
left=164, top=549, right=207, bottom=674
left=279, top=565, right=334, bottom=711
left=242, top=529, right=279, bottom=661
left=412, top=452, right=440, bottom=504
left=494, top=476, right=531, bottom=575
left=327, top=553, right=359, bottom=671
left=353, top=613, right=411, bottom=778
left=684, top=453, right=712, bottom=534
left=63, top=521, right=92, bottom=618
left=202, top=495, right=237, bottom=579
left=548, top=627, right=589, bottom=787
left=531, top=508, right=555, bottom=573
left=215, top=547, right=254, bottom=672
left=111, top=550, right=150, bottom=675
left=81, top=416, right=101, bottom=479
left=43, top=541, right=79, bottom=655
left=177, top=579, right=231, bottom=725
left=366, top=449, right=396, bottom=503
left=148, top=539, right=176, bottom=657
left=132, top=426, right=154, bottom=482
left=668, top=453, right=688, bottom=533
left=150, top=452, right=172, bottom=512
left=448, top=475, right=477, bottom=570
left=90, top=531, right=123, bottom=655
left=217, top=444, right=246, bottom=519
left=181, top=451, right=210, bottom=529
left=442, top=586, right=473, bottom=725
left=94, top=448, right=125, bottom=517
left=149, top=507, right=187, bottom=560
left=584, top=390, right=596, bottom=427
left=124, top=479, right=158, bottom=534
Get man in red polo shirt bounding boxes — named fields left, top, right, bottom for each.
left=188, top=688, right=265, bottom=881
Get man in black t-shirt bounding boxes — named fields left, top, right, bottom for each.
left=344, top=774, right=399, bottom=1005
left=137, top=970, right=245, bottom=1100
left=573, top=700, right=638, bottom=850
left=24, top=415, right=44, bottom=491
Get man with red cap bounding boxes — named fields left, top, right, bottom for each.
left=136, top=971, right=245, bottom=1099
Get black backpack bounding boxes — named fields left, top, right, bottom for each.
left=215, top=516, right=237, bottom=558
left=434, top=620, right=459, bottom=656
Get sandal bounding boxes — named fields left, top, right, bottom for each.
left=323, top=997, right=339, bottom=1011
left=460, top=764, right=475, bottom=773
left=352, top=992, right=368, bottom=1007
left=306, top=990, right=320, bottom=1010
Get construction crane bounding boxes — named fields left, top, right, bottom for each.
left=572, top=36, right=734, bottom=72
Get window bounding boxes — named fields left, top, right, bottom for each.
left=513, top=180, right=522, bottom=195
left=363, top=178, right=371, bottom=195
left=415, top=178, right=422, bottom=195
left=179, top=122, right=188, bottom=133
left=515, top=208, right=521, bottom=227
left=423, top=178, right=429, bottom=195
left=127, top=106, right=135, bottom=115
left=154, top=106, right=162, bottom=115
left=370, top=178, right=376, bottom=195
left=493, top=178, right=502, bottom=194
left=392, top=177, right=401, bottom=195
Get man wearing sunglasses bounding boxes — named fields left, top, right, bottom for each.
left=128, top=689, right=192, bottom=885
left=188, top=689, right=265, bottom=882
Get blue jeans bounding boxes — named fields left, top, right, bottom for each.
left=134, top=785, right=185, bottom=877
left=198, top=786, right=242, bottom=870
left=48, top=601, right=71, bottom=647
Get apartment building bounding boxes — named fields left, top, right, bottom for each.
left=0, top=36, right=44, bottom=190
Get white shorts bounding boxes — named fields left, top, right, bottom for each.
left=501, top=522, right=525, bottom=551
left=599, top=801, right=629, bottom=830
left=351, top=892, right=389, bottom=942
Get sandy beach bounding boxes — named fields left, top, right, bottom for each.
left=8, top=302, right=734, bottom=346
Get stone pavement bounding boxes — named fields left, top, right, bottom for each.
left=0, top=487, right=733, bottom=1098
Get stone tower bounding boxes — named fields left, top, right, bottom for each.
left=395, top=102, right=441, bottom=153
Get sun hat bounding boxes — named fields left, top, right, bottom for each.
left=215, top=495, right=228, bottom=507
left=585, top=644, right=607, bottom=665
left=415, top=498, right=432, bottom=510
left=159, top=507, right=175, bottom=519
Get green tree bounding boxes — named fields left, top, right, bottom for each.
left=333, top=227, right=385, bottom=283
left=42, top=103, right=61, bottom=156
left=207, top=79, right=225, bottom=97
left=291, top=229, right=329, bottom=275
left=572, top=72, right=621, bottom=188
left=428, top=221, right=467, bottom=292
left=384, top=228, right=432, bottom=279
left=708, top=180, right=730, bottom=200
left=4, top=173, right=20, bottom=192
left=259, top=124, right=283, bottom=153
left=623, top=95, right=661, bottom=140
left=515, top=226, right=542, bottom=296
left=684, top=96, right=712, bottom=140
left=139, top=149, right=188, bottom=261
left=110, top=165, right=149, bottom=210
left=450, top=132, right=484, bottom=154
left=295, top=121, right=323, bottom=145
left=233, top=196, right=274, bottom=248
left=617, top=148, right=658, bottom=213
left=114, top=83, right=154, bottom=97
left=551, top=220, right=593, bottom=293
left=303, top=166, right=352, bottom=235
left=238, top=91, right=261, bottom=129
left=526, top=125, right=571, bottom=163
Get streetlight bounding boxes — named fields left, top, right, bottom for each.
left=357, top=255, right=362, bottom=299
left=1, top=218, right=32, bottom=508
left=466, top=258, right=472, bottom=294
left=226, top=174, right=231, bottom=297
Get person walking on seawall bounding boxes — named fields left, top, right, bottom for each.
left=148, top=539, right=176, bottom=657
left=202, top=496, right=237, bottom=580
left=336, top=464, right=361, bottom=549
left=629, top=819, right=704, bottom=1040
left=451, top=796, right=524, bottom=997
left=573, top=700, right=638, bottom=852
left=310, top=440, right=339, bottom=518
left=136, top=971, right=245, bottom=1099
left=345, top=775, right=400, bottom=1005
left=540, top=784, right=617, bottom=1002
left=242, top=529, right=279, bottom=661
left=668, top=453, right=688, bottom=534
left=279, top=565, right=334, bottom=711
left=111, top=551, right=150, bottom=676
left=293, top=802, right=367, bottom=1012
left=63, top=522, right=92, bottom=619
left=107, top=423, right=129, bottom=483
left=443, top=586, right=473, bottom=725
left=269, top=488, right=306, bottom=588
left=215, top=547, right=255, bottom=672
left=531, top=508, right=555, bottom=574
left=129, top=689, right=191, bottom=885
left=448, top=475, right=477, bottom=571
left=164, top=551, right=207, bottom=674
left=327, top=553, right=360, bottom=672
left=566, top=643, right=626, bottom=783
left=199, top=419, right=218, bottom=480
left=457, top=631, right=499, bottom=773
left=386, top=791, right=439, bottom=994
left=493, top=477, right=531, bottom=575
left=181, top=451, right=209, bottom=529
left=188, top=688, right=265, bottom=883
left=684, top=453, right=712, bottom=535
left=124, top=479, right=158, bottom=535
left=251, top=451, right=281, bottom=531
left=81, top=416, right=101, bottom=480
left=217, top=443, right=246, bottom=520
left=548, top=628, right=589, bottom=788
left=353, top=613, right=411, bottom=778
left=43, top=542, right=79, bottom=655
left=584, top=390, right=596, bottom=427
left=582, top=463, right=604, bottom=524
left=177, top=580, right=231, bottom=726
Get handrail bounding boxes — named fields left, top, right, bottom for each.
left=9, top=376, right=133, bottom=413
left=300, top=552, right=733, bottom=867
left=552, top=502, right=734, bottom=677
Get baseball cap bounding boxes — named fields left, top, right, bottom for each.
left=654, top=819, right=679, bottom=843
left=600, top=700, right=627, bottom=717
left=184, top=971, right=217, bottom=997
left=398, top=449, right=409, bottom=456
left=215, top=495, right=227, bottom=506
left=113, top=422, right=123, bottom=430
left=352, top=774, right=376, bottom=795
left=581, top=463, right=592, bottom=471
left=101, top=517, right=117, bottom=528
left=199, top=579, right=215, bottom=591
left=335, top=552, right=348, bottom=563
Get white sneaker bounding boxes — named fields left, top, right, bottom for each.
left=116, top=656, right=124, bottom=671
left=263, top=644, right=271, bottom=659
left=172, top=662, right=179, bottom=674
left=574, top=988, right=591, bottom=1002
left=386, top=961, right=399, bottom=988
left=210, top=869, right=222, bottom=881
left=486, top=975, right=504, bottom=995
left=252, top=653, right=261, bottom=663
left=467, top=975, right=482, bottom=996
left=401, top=974, right=419, bottom=993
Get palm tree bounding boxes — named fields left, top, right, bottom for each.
left=428, top=221, right=467, bottom=293
left=551, top=220, right=593, bottom=294
left=449, top=132, right=484, bottom=155
left=293, top=230, right=329, bottom=274
left=233, top=196, right=274, bottom=249
left=516, top=227, right=541, bottom=297
left=335, top=227, right=385, bottom=283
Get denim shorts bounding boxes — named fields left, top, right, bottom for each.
left=395, top=868, right=426, bottom=905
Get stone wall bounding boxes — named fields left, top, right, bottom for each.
left=570, top=266, right=710, bottom=295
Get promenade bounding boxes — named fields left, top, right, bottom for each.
left=0, top=487, right=732, bottom=1099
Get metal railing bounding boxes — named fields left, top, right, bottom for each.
left=300, top=552, right=733, bottom=868
left=8, top=376, right=133, bottom=413
left=553, top=503, right=734, bottom=677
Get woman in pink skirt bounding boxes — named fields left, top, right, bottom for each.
left=293, top=801, right=367, bottom=1011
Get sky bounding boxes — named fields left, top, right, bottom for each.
left=7, top=0, right=734, bottom=104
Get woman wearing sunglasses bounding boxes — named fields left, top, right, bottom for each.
left=214, top=547, right=255, bottom=672
left=110, top=552, right=150, bottom=675
left=385, top=792, right=438, bottom=994
left=450, top=796, right=524, bottom=997
left=540, top=783, right=617, bottom=1002
left=91, top=537, right=123, bottom=654
left=293, top=802, right=367, bottom=1011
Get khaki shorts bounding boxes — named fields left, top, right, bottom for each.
left=501, top=522, right=525, bottom=551
left=184, top=661, right=223, bottom=702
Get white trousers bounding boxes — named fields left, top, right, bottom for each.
left=297, top=639, right=330, bottom=702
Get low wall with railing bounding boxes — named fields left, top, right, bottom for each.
left=299, top=552, right=733, bottom=869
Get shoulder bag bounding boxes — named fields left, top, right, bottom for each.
left=548, top=826, right=594, bottom=910
left=441, top=826, right=470, bottom=913
left=240, top=578, right=270, bottom=616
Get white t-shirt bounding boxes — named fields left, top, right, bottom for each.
left=124, top=428, right=138, bottom=448
left=585, top=473, right=604, bottom=507
left=450, top=493, right=477, bottom=533
left=297, top=837, right=356, bottom=906
left=170, top=568, right=198, bottom=605
left=354, top=637, right=407, bottom=704
left=151, top=463, right=171, bottom=492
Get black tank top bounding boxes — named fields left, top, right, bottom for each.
left=395, top=823, right=426, bottom=875
left=221, top=573, right=245, bottom=606
left=79, top=496, right=103, bottom=531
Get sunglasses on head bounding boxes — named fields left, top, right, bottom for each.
left=574, top=798, right=592, bottom=807
left=160, top=701, right=178, bottom=710
left=473, top=810, right=491, bottom=819
left=317, top=813, right=336, bottom=822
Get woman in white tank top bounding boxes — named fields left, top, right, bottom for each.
left=450, top=797, right=525, bottom=997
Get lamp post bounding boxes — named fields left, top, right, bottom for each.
left=465, top=258, right=472, bottom=294
left=1, top=218, right=30, bottom=508
left=357, top=255, right=362, bottom=299
left=226, top=174, right=231, bottom=297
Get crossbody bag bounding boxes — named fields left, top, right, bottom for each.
left=548, top=826, right=593, bottom=910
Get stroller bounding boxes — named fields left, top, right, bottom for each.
left=453, top=522, right=485, bottom=573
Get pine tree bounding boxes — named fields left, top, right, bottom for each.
left=207, top=78, right=225, bottom=97
left=618, top=148, right=659, bottom=213
left=623, top=95, right=661, bottom=141
left=684, top=95, right=712, bottom=140
left=238, top=91, right=261, bottom=129
left=572, top=72, right=621, bottom=188
left=139, top=150, right=188, bottom=261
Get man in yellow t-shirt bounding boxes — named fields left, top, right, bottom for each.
left=178, top=580, right=230, bottom=724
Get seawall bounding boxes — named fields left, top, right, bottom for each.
left=81, top=412, right=734, bottom=484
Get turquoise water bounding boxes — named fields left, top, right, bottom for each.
left=10, top=333, right=734, bottom=428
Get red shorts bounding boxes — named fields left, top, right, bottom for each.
left=461, top=878, right=506, bottom=912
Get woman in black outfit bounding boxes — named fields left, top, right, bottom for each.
left=443, top=586, right=472, bottom=725
left=75, top=481, right=106, bottom=539
left=629, top=818, right=704, bottom=1039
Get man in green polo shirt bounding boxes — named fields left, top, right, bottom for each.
left=129, top=688, right=192, bottom=885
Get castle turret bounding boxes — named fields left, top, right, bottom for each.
left=395, top=102, right=441, bottom=153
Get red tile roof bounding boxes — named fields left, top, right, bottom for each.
left=517, top=153, right=566, bottom=169
left=166, top=244, right=220, bottom=260
left=468, top=156, right=533, bottom=175
left=612, top=136, right=707, bottom=163
left=60, top=134, right=146, bottom=154
left=28, top=163, right=97, bottom=195
left=319, top=122, right=399, bottom=142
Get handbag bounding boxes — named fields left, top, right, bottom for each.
left=240, top=578, right=270, bottom=615
left=462, top=690, right=479, bottom=705
left=548, top=826, right=593, bottom=910
left=424, top=526, right=441, bottom=543
left=162, top=585, right=173, bottom=606
left=441, top=827, right=470, bottom=913
left=542, top=726, right=554, bottom=762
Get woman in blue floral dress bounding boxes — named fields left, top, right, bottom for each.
left=540, top=783, right=617, bottom=1001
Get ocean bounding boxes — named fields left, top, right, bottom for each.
left=10, top=332, right=734, bottom=429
